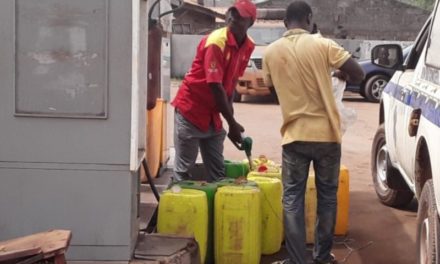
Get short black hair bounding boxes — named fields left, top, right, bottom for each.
left=285, top=1, right=312, bottom=23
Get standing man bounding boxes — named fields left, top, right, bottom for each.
left=263, top=1, right=364, bottom=264
left=171, top=0, right=256, bottom=182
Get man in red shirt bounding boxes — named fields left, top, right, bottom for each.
left=171, top=0, right=256, bottom=182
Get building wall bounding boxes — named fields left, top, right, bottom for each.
left=171, top=33, right=412, bottom=78
left=171, top=34, right=204, bottom=77
left=258, top=0, right=430, bottom=40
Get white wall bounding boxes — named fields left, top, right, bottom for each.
left=171, top=33, right=413, bottom=78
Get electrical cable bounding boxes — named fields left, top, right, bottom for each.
left=334, top=237, right=374, bottom=263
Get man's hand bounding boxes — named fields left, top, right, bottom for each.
left=311, top=23, right=319, bottom=34
left=338, top=58, right=365, bottom=84
left=228, top=121, right=245, bottom=145
left=333, top=70, right=349, bottom=81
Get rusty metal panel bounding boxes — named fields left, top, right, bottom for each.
left=14, top=0, right=108, bottom=118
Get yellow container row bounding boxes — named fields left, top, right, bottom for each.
left=157, top=165, right=349, bottom=263
left=157, top=179, right=283, bottom=264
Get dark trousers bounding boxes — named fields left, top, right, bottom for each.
left=173, top=110, right=226, bottom=182
left=282, top=141, right=341, bottom=264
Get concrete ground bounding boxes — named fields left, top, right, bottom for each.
left=135, top=84, right=418, bottom=264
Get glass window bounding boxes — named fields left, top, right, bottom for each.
left=426, top=3, right=440, bottom=68
left=405, top=20, right=430, bottom=70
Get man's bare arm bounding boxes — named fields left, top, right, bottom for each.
left=210, top=83, right=244, bottom=143
left=336, top=58, right=365, bottom=84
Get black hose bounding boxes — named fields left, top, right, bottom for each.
left=149, top=0, right=185, bottom=26
left=139, top=159, right=160, bottom=233
left=142, top=159, right=160, bottom=202
left=158, top=3, right=184, bottom=19
left=148, top=0, right=161, bottom=26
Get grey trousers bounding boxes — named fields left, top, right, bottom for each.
left=173, top=110, right=226, bottom=182
left=282, top=141, right=341, bottom=264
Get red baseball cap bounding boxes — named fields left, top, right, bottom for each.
left=229, top=0, right=257, bottom=22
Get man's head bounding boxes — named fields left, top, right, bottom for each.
left=226, top=0, right=256, bottom=41
left=378, top=47, right=389, bottom=58
left=284, top=1, right=313, bottom=31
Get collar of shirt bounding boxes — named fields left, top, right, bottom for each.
left=283, top=28, right=310, bottom=38
left=226, top=28, right=253, bottom=49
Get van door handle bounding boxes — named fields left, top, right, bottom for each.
left=400, top=89, right=407, bottom=100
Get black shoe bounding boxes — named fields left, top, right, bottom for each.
left=314, top=253, right=338, bottom=264
left=272, top=260, right=290, bottom=264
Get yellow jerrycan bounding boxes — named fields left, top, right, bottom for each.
left=157, top=188, right=208, bottom=264
left=305, top=166, right=350, bottom=243
left=248, top=176, right=283, bottom=255
left=335, top=166, right=350, bottom=235
left=215, top=185, right=261, bottom=264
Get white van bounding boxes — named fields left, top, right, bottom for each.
left=370, top=1, right=440, bottom=262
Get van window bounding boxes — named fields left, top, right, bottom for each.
left=406, top=22, right=430, bottom=70
left=426, top=3, right=440, bottom=68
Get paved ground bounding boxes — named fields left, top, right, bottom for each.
left=227, top=93, right=418, bottom=264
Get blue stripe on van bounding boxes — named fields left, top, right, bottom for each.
left=383, top=82, right=440, bottom=127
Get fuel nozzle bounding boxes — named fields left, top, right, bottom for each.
left=241, top=136, right=252, bottom=158
left=229, top=134, right=253, bottom=171
left=242, top=136, right=253, bottom=171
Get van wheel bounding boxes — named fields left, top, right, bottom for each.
left=417, top=180, right=439, bottom=264
left=371, top=124, right=414, bottom=207
left=233, top=91, right=242, bottom=103
left=364, top=75, right=389, bottom=103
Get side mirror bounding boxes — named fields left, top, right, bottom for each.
left=371, top=44, right=403, bottom=69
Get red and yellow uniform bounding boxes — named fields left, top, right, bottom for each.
left=172, top=27, right=255, bottom=132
